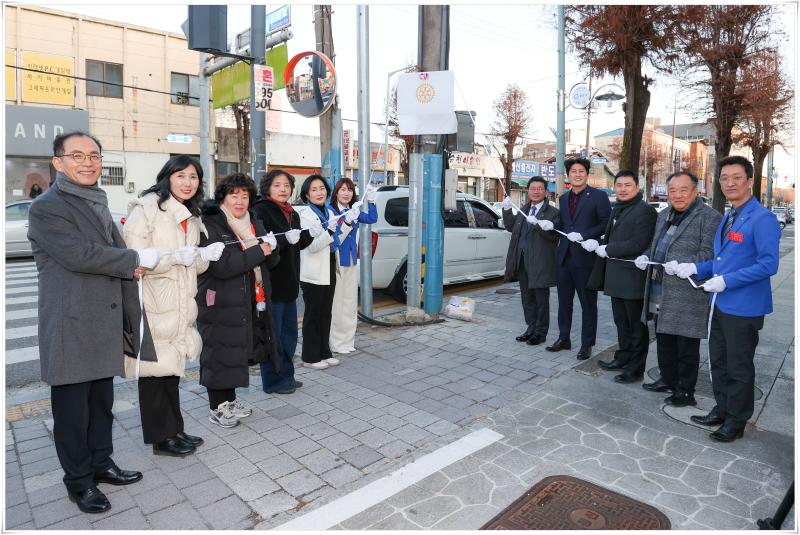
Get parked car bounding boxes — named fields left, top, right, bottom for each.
left=6, top=200, right=126, bottom=258
left=773, top=211, right=787, bottom=231
left=297, top=187, right=512, bottom=302
left=648, top=201, right=669, bottom=213
left=772, top=207, right=792, bottom=225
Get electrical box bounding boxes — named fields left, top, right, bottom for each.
left=447, top=111, right=476, bottom=153
left=187, top=6, right=228, bottom=54
left=444, top=169, right=458, bottom=211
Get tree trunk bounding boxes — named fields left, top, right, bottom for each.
left=233, top=104, right=251, bottom=174
left=752, top=144, right=768, bottom=203
left=619, top=60, right=650, bottom=175
left=713, top=131, right=733, bottom=213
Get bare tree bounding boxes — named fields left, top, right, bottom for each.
left=490, top=84, right=532, bottom=195
left=675, top=5, right=774, bottom=212
left=733, top=49, right=794, bottom=201
left=567, top=6, right=678, bottom=173
left=231, top=102, right=251, bottom=175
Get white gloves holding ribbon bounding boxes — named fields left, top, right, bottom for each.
left=634, top=255, right=650, bottom=271
left=285, top=228, right=302, bottom=244
left=260, top=232, right=277, bottom=250
left=365, top=185, right=378, bottom=203
left=525, top=214, right=538, bottom=226
left=595, top=245, right=608, bottom=258
left=199, top=242, right=225, bottom=262
left=675, top=262, right=697, bottom=279
left=136, top=248, right=162, bottom=269
left=567, top=232, right=583, bottom=243
left=701, top=275, right=726, bottom=293
left=537, top=219, right=554, bottom=231
left=327, top=216, right=340, bottom=232
left=580, top=239, right=599, bottom=253
left=173, top=246, right=198, bottom=267
left=305, top=220, right=322, bottom=239
left=344, top=207, right=360, bottom=224
left=501, top=197, right=514, bottom=211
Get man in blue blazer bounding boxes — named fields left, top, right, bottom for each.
left=546, top=158, right=611, bottom=360
left=674, top=155, right=780, bottom=442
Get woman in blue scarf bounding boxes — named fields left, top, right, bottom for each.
left=297, top=175, right=352, bottom=369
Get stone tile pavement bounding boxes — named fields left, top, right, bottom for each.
left=5, top=236, right=794, bottom=530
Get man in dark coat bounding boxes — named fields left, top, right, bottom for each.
left=547, top=158, right=612, bottom=360
left=502, top=176, right=561, bottom=345
left=581, top=170, right=657, bottom=382
left=27, top=132, right=159, bottom=514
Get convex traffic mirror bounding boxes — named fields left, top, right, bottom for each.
left=284, top=51, right=337, bottom=118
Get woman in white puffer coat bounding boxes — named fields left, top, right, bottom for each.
left=123, top=155, right=224, bottom=458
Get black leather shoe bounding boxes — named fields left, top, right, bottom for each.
left=175, top=431, right=203, bottom=447
left=690, top=412, right=725, bottom=427
left=576, top=346, right=592, bottom=360
left=293, top=380, right=303, bottom=388
left=642, top=378, right=673, bottom=393
left=94, top=465, right=143, bottom=486
left=710, top=424, right=744, bottom=442
left=516, top=332, right=534, bottom=342
left=68, top=486, right=111, bottom=514
left=599, top=358, right=626, bottom=371
left=545, top=339, right=571, bottom=352
left=153, top=437, right=195, bottom=457
left=664, top=392, right=697, bottom=407
left=526, top=335, right=546, bottom=346
left=614, top=373, right=643, bottom=384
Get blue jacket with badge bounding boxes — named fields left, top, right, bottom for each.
left=332, top=202, right=378, bottom=267
left=695, top=197, right=780, bottom=317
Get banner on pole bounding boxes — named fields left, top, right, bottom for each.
left=396, top=71, right=457, bottom=135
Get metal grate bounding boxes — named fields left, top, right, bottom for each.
left=102, top=166, right=125, bottom=186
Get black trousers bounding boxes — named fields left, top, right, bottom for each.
left=557, top=262, right=597, bottom=346
left=301, top=253, right=337, bottom=364
left=709, top=307, right=764, bottom=427
left=138, top=376, right=184, bottom=444
left=656, top=331, right=701, bottom=395
left=610, top=297, right=649, bottom=376
left=518, top=257, right=550, bottom=337
left=208, top=388, right=236, bottom=410
left=51, top=377, right=115, bottom=493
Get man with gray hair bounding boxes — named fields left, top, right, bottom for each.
left=634, top=171, right=721, bottom=406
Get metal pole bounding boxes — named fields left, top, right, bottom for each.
left=766, top=145, right=775, bottom=208
left=198, top=52, right=214, bottom=198
left=357, top=5, right=373, bottom=318
left=670, top=98, right=677, bottom=172
left=556, top=5, right=566, bottom=194
left=584, top=77, right=592, bottom=157
left=249, top=5, right=266, bottom=182
left=383, top=72, right=392, bottom=185
left=407, top=153, right=424, bottom=308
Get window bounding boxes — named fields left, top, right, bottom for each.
left=444, top=201, right=469, bottom=228
left=170, top=72, right=199, bottom=106
left=101, top=166, right=125, bottom=186
left=86, top=60, right=123, bottom=98
left=384, top=197, right=408, bottom=227
left=469, top=201, right=500, bottom=229
left=6, top=202, right=30, bottom=222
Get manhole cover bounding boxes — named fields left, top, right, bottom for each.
left=646, top=366, right=762, bottom=400
left=495, top=288, right=518, bottom=295
left=481, top=475, right=671, bottom=530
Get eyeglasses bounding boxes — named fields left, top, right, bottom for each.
left=59, top=152, right=103, bottom=163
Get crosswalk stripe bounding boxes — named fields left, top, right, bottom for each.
left=6, top=296, right=38, bottom=306
left=5, top=287, right=37, bottom=296
left=5, top=309, right=38, bottom=321
left=6, top=325, right=37, bottom=340
left=6, top=346, right=40, bottom=365
left=5, top=275, right=37, bottom=282
left=5, top=263, right=36, bottom=271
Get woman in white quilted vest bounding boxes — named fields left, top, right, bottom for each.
left=123, top=155, right=224, bottom=458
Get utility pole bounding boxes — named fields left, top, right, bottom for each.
left=198, top=52, right=214, bottom=197
left=556, top=5, right=566, bottom=194
left=315, top=5, right=342, bottom=190
left=766, top=146, right=775, bottom=208
left=584, top=77, right=592, bottom=157
left=249, top=5, right=266, bottom=182
left=669, top=98, right=677, bottom=172
left=356, top=5, right=373, bottom=318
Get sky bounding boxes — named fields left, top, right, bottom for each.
left=35, top=2, right=797, bottom=186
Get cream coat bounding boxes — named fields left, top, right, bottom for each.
left=122, top=193, right=208, bottom=377
left=299, top=206, right=351, bottom=285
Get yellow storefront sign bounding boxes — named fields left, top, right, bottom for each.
left=21, top=51, right=74, bottom=106
left=6, top=49, right=16, bottom=101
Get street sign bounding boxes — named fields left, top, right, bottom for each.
left=568, top=82, right=591, bottom=109
left=166, top=134, right=192, bottom=144
left=254, top=65, right=274, bottom=111
left=266, top=5, right=291, bottom=34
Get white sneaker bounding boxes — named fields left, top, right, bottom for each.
left=324, top=357, right=340, bottom=366
left=230, top=399, right=252, bottom=418
left=209, top=402, right=239, bottom=428
left=304, top=361, right=329, bottom=370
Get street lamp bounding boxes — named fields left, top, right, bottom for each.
left=374, top=65, right=415, bottom=186
left=567, top=81, right=625, bottom=156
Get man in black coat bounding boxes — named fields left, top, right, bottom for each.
left=547, top=158, right=611, bottom=360
left=581, top=170, right=657, bottom=382
left=502, top=176, right=561, bottom=345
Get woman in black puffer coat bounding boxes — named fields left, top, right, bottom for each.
left=196, top=174, right=280, bottom=428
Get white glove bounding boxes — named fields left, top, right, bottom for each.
left=595, top=245, right=608, bottom=258
left=199, top=242, right=225, bottom=262
left=675, top=262, right=698, bottom=280
left=344, top=207, right=360, bottom=224
left=537, top=219, right=554, bottom=231
left=634, top=255, right=649, bottom=271
left=327, top=216, right=340, bottom=232
left=260, top=232, right=277, bottom=250
left=581, top=239, right=599, bottom=252
left=701, top=275, right=726, bottom=293
left=501, top=196, right=513, bottom=211
left=173, top=246, right=198, bottom=267
left=305, top=220, right=322, bottom=239
left=136, top=248, right=162, bottom=270
left=525, top=214, right=539, bottom=226
left=365, top=184, right=378, bottom=203
left=663, top=260, right=679, bottom=276
left=285, top=228, right=302, bottom=244
left=567, top=232, right=583, bottom=243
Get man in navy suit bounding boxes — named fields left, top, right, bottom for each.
left=546, top=158, right=611, bottom=360
left=674, top=155, right=780, bottom=442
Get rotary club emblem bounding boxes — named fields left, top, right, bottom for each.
left=416, top=83, right=435, bottom=104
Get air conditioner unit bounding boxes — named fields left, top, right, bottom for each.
left=125, top=182, right=135, bottom=194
